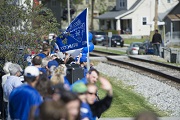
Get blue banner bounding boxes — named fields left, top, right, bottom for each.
left=56, top=8, right=88, bottom=52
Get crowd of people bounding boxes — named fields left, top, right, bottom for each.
left=0, top=38, right=113, bottom=120
left=0, top=35, right=161, bottom=120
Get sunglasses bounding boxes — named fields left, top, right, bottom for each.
left=78, top=92, right=87, bottom=95
left=87, top=92, right=97, bottom=96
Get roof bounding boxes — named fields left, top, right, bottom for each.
left=95, top=10, right=127, bottom=19
left=167, top=14, right=180, bottom=21
left=163, top=2, right=180, bottom=21
left=158, top=8, right=174, bottom=21
left=95, top=0, right=142, bottom=20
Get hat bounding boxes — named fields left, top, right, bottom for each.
left=3, top=62, right=12, bottom=74
left=75, top=56, right=79, bottom=62
left=48, top=60, right=59, bottom=68
left=8, top=63, right=22, bottom=75
left=24, top=66, right=39, bottom=77
left=80, top=56, right=87, bottom=63
left=72, top=82, right=87, bottom=93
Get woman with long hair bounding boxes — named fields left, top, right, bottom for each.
left=60, top=91, right=81, bottom=120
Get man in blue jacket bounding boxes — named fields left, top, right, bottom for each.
left=71, top=68, right=99, bottom=89
left=9, top=66, right=42, bottom=120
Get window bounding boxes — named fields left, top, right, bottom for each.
left=167, top=0, right=171, bottom=3
left=51, top=0, right=56, bottom=7
left=120, top=0, right=126, bottom=8
left=142, top=17, right=147, bottom=25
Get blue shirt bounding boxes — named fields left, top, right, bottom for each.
left=37, top=53, right=46, bottom=59
left=70, top=77, right=88, bottom=90
left=9, top=84, right=42, bottom=120
left=38, top=67, right=47, bottom=74
left=64, top=76, right=70, bottom=86
left=73, top=77, right=88, bottom=85
left=81, top=102, right=94, bottom=120
left=83, top=67, right=88, bottom=77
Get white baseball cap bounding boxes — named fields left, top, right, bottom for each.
left=24, top=66, right=39, bottom=77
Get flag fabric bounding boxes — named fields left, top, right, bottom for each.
left=56, top=8, right=88, bottom=52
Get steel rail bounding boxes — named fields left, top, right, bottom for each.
left=128, top=56, right=180, bottom=71
left=91, top=50, right=180, bottom=83
left=106, top=57, right=180, bottom=83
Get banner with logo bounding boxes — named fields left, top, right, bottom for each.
left=56, top=8, right=88, bottom=52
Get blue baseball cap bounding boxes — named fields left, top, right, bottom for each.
left=48, top=60, right=59, bottom=68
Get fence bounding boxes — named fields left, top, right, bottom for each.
left=165, top=31, right=180, bottom=46
left=161, top=47, right=180, bottom=64
left=163, top=31, right=180, bottom=63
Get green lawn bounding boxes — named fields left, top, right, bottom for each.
left=124, top=38, right=147, bottom=44
left=97, top=74, right=169, bottom=118
left=94, top=47, right=126, bottom=55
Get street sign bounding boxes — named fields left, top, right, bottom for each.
left=108, top=32, right=112, bottom=38
left=108, top=32, right=112, bottom=47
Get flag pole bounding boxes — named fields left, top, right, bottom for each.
left=86, top=8, right=90, bottom=71
left=67, top=0, right=71, bottom=25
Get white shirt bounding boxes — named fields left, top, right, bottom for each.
left=2, top=73, right=10, bottom=87
left=3, top=76, right=23, bottom=102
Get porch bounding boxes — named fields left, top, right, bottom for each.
left=99, top=19, right=132, bottom=35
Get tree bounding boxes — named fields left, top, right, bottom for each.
left=91, top=0, right=95, bottom=31
left=0, top=0, right=59, bottom=67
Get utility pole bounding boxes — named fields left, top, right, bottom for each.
left=154, top=0, right=158, bottom=30
left=91, top=0, right=95, bottom=31
left=67, top=0, right=71, bottom=25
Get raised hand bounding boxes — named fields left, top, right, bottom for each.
left=99, top=77, right=113, bottom=96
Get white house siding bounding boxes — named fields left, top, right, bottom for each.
left=116, top=0, right=137, bottom=10
left=127, top=0, right=137, bottom=10
left=122, top=0, right=152, bottom=36
left=121, top=0, right=178, bottom=36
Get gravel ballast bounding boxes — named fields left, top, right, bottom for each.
left=95, top=62, right=180, bottom=116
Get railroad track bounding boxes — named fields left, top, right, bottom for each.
left=90, top=50, right=120, bottom=56
left=90, top=50, right=180, bottom=84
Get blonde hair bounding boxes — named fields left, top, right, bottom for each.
left=50, top=64, right=67, bottom=85
left=41, top=56, right=52, bottom=68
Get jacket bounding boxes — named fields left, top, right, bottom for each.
left=152, top=33, right=162, bottom=43
left=90, top=94, right=113, bottom=119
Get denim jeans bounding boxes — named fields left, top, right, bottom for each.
left=153, top=44, right=160, bottom=56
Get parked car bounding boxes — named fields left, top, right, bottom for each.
left=90, top=31, right=107, bottom=45
left=139, top=40, right=154, bottom=55
left=102, top=37, right=117, bottom=47
left=102, top=34, right=124, bottom=47
left=126, top=42, right=143, bottom=55
left=111, top=34, right=124, bottom=47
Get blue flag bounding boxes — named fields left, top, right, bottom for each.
left=56, top=8, right=88, bottom=52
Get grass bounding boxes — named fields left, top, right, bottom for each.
left=124, top=38, right=146, bottom=44
left=94, top=47, right=126, bottom=55
left=155, top=59, right=180, bottom=67
left=96, top=74, right=169, bottom=118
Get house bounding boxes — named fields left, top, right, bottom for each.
left=163, top=2, right=180, bottom=33
left=163, top=2, right=180, bottom=45
left=96, top=0, right=179, bottom=37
